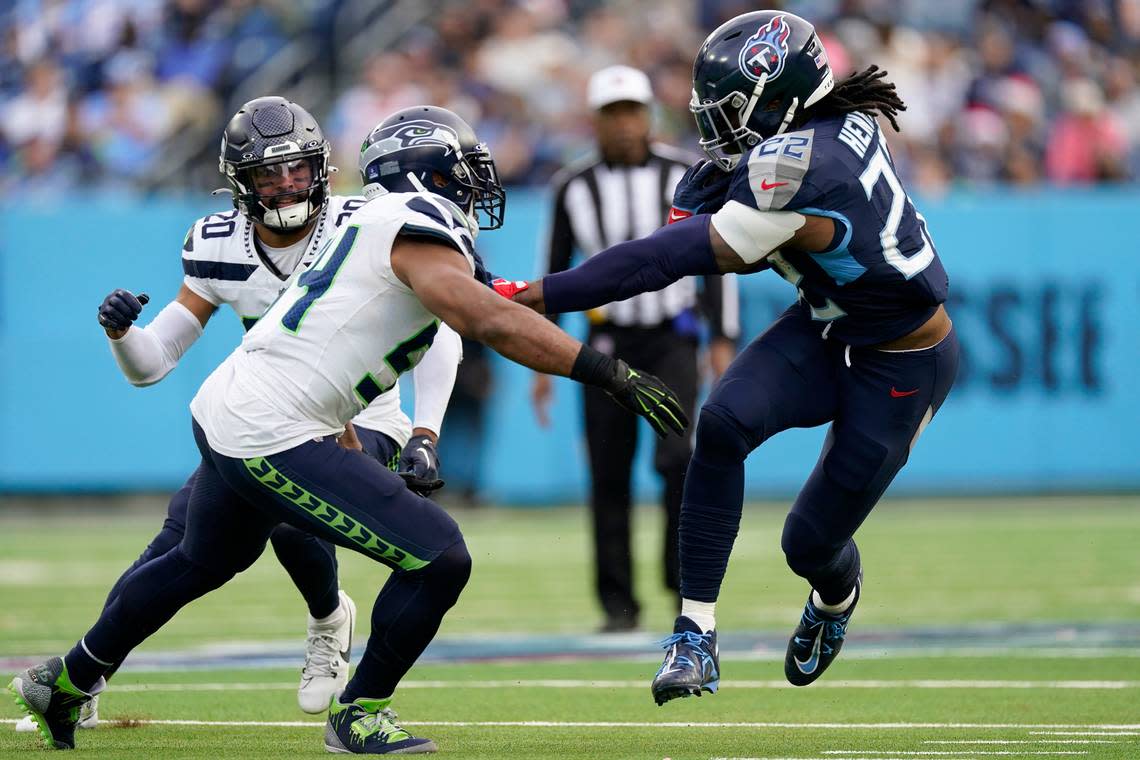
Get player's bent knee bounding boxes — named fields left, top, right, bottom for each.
left=780, top=513, right=833, bottom=577
left=692, top=405, right=753, bottom=465
left=420, top=539, right=472, bottom=596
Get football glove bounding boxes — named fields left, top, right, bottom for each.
left=397, top=435, right=445, bottom=495
left=98, top=289, right=149, bottom=332
left=606, top=361, right=689, bottom=439
left=491, top=277, right=530, bottom=299
left=667, top=159, right=734, bottom=223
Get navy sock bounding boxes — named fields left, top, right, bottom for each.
left=810, top=540, right=862, bottom=605
left=341, top=541, right=471, bottom=702
left=270, top=524, right=340, bottom=619
left=677, top=452, right=746, bottom=602
left=63, top=641, right=111, bottom=694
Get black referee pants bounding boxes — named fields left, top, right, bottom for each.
left=583, top=324, right=698, bottom=624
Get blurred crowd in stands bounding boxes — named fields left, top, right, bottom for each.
left=3, top=0, right=1139, bottom=198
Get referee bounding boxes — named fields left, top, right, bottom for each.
left=534, top=65, right=739, bottom=632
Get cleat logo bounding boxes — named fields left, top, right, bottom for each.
left=794, top=624, right=825, bottom=674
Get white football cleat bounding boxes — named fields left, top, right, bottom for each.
left=15, top=693, right=99, bottom=732
left=297, top=590, right=356, bottom=714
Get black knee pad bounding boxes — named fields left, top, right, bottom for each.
left=781, top=512, right=833, bottom=577
left=692, top=405, right=752, bottom=466
left=781, top=514, right=861, bottom=593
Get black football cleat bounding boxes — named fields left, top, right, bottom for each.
left=9, top=657, right=103, bottom=750
left=784, top=576, right=861, bottom=686
left=651, top=616, right=719, bottom=705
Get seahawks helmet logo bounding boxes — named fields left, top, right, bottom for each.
left=738, top=15, right=792, bottom=83
left=363, top=120, right=461, bottom=160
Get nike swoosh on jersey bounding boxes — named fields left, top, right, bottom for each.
left=794, top=625, right=824, bottom=674
left=890, top=387, right=920, bottom=398
left=667, top=207, right=693, bottom=224
left=759, top=179, right=789, bottom=190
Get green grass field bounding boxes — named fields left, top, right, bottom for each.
left=2, top=496, right=1138, bottom=758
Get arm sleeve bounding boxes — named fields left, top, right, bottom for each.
left=542, top=215, right=719, bottom=315
left=107, top=300, right=204, bottom=386
left=410, top=321, right=462, bottom=435
left=698, top=273, right=741, bottom=341
left=539, top=181, right=575, bottom=326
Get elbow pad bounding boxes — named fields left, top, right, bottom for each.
left=710, top=200, right=806, bottom=264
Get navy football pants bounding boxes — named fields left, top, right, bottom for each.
left=73, top=422, right=467, bottom=700
left=101, top=427, right=401, bottom=634
left=680, top=303, right=959, bottom=604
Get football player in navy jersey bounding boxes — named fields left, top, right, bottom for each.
left=503, top=10, right=959, bottom=704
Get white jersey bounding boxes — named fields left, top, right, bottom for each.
left=180, top=194, right=413, bottom=446
left=190, top=190, right=477, bottom=458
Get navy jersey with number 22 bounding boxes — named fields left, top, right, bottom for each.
left=725, top=111, right=948, bottom=346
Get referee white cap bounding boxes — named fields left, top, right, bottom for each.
left=587, top=65, right=653, bottom=110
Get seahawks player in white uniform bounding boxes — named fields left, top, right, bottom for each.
left=9, top=105, right=687, bottom=754
left=14, top=98, right=461, bottom=737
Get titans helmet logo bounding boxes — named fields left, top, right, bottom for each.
left=738, top=15, right=792, bottom=83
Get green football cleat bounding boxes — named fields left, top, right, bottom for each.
left=325, top=696, right=437, bottom=754
left=8, top=657, right=103, bottom=750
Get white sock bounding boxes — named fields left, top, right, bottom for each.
left=311, top=600, right=346, bottom=627
left=812, top=584, right=857, bottom=615
left=680, top=599, right=717, bottom=632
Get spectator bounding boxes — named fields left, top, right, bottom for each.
left=1046, top=77, right=1129, bottom=183
left=78, top=52, right=172, bottom=183
left=328, top=52, right=427, bottom=184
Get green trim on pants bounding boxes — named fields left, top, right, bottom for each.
left=244, top=456, right=429, bottom=571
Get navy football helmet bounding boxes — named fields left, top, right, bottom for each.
left=358, top=106, right=505, bottom=230
left=691, top=11, right=834, bottom=169
left=218, top=96, right=330, bottom=233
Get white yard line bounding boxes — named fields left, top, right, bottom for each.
left=1030, top=731, right=1140, bottom=736
left=102, top=678, right=1140, bottom=692
left=824, top=752, right=1089, bottom=756
left=3, top=718, right=1138, bottom=730
left=924, top=740, right=1115, bottom=744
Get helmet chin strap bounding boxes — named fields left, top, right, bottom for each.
left=776, top=96, right=800, bottom=137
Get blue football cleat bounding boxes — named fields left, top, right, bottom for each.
left=784, top=577, right=861, bottom=686
left=651, top=616, right=719, bottom=706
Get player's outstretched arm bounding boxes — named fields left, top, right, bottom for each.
left=513, top=210, right=834, bottom=315
left=100, top=284, right=216, bottom=387
left=392, top=237, right=689, bottom=438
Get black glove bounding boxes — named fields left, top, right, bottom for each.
left=98, top=289, right=149, bottom=332
left=605, top=360, right=690, bottom=439
left=397, top=435, right=445, bottom=495
left=667, top=159, right=734, bottom=222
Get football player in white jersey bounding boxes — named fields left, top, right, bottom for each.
left=9, top=106, right=687, bottom=754
left=11, top=99, right=461, bottom=737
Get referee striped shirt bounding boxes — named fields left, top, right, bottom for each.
left=541, top=143, right=739, bottom=339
